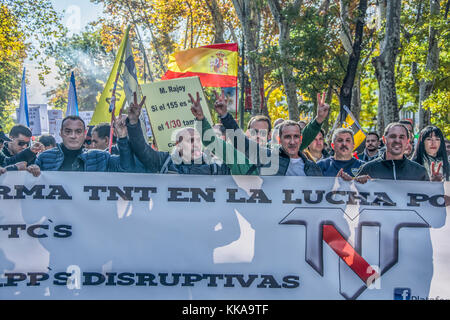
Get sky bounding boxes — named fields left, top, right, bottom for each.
left=25, top=0, right=104, bottom=105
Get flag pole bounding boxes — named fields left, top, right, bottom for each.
left=108, top=26, right=130, bottom=153
left=234, top=44, right=239, bottom=121
left=123, top=0, right=154, bottom=83
left=108, top=71, right=120, bottom=153
left=239, top=2, right=246, bottom=129
left=18, top=67, right=30, bottom=127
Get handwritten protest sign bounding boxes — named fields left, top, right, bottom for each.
left=141, top=77, right=213, bottom=152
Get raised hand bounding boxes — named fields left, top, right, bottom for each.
left=30, top=142, right=45, bottom=154
left=316, top=91, right=330, bottom=124
left=430, top=161, right=443, bottom=182
left=189, top=92, right=204, bottom=120
left=127, top=92, right=146, bottom=125
left=214, top=89, right=228, bottom=117
left=113, top=111, right=128, bottom=139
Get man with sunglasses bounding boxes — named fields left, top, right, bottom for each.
left=0, top=124, right=44, bottom=167
left=2, top=124, right=32, bottom=157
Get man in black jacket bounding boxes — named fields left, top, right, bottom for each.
left=0, top=125, right=44, bottom=169
left=356, top=123, right=431, bottom=182
left=126, top=93, right=231, bottom=175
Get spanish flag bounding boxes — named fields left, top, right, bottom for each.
left=340, top=105, right=366, bottom=150
left=162, top=43, right=238, bottom=88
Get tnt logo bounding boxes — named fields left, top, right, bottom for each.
left=279, top=207, right=431, bottom=299
left=394, top=288, right=411, bottom=300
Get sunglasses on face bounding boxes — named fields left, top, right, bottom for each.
left=17, top=141, right=30, bottom=147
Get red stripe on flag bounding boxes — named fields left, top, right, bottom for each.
left=201, top=43, right=238, bottom=51
left=322, top=225, right=379, bottom=284
left=162, top=70, right=237, bottom=88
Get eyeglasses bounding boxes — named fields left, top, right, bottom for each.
left=17, top=141, right=30, bottom=147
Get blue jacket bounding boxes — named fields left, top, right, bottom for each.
left=317, top=157, right=365, bottom=177
left=35, top=137, right=133, bottom=172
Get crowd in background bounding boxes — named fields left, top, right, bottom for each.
left=1, top=91, right=449, bottom=183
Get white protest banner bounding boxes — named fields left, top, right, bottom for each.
left=141, top=77, right=213, bottom=152
left=0, top=172, right=448, bottom=300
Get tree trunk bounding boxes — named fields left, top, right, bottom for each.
left=137, top=0, right=167, bottom=74
left=418, top=0, right=440, bottom=130
left=231, top=0, right=264, bottom=116
left=339, top=0, right=353, bottom=54
left=377, top=101, right=385, bottom=137
left=322, top=83, right=333, bottom=134
left=376, top=0, right=387, bottom=30
left=267, top=0, right=303, bottom=121
left=204, top=0, right=226, bottom=44
left=351, top=75, right=362, bottom=122
left=375, top=0, right=386, bottom=131
left=339, top=0, right=368, bottom=123
left=372, top=0, right=401, bottom=131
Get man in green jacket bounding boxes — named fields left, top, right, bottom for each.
left=189, top=92, right=258, bottom=176
left=203, top=90, right=330, bottom=176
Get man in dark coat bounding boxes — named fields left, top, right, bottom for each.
left=29, top=115, right=133, bottom=175
left=356, top=123, right=430, bottom=182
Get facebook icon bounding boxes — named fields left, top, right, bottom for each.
left=394, top=288, right=411, bottom=300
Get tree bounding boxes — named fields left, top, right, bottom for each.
left=94, top=0, right=240, bottom=78
left=267, top=0, right=303, bottom=121
left=338, top=0, right=368, bottom=123
left=1, top=0, right=63, bottom=131
left=372, top=0, right=402, bottom=133
left=418, top=0, right=441, bottom=129
left=389, top=0, right=449, bottom=137
left=204, top=0, right=226, bottom=43
left=3, top=0, right=64, bottom=84
left=285, top=3, right=346, bottom=128
left=0, top=4, right=26, bottom=131
left=232, top=0, right=265, bottom=116
left=45, top=25, right=116, bottom=111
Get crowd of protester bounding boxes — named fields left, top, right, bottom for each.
left=0, top=91, right=448, bottom=183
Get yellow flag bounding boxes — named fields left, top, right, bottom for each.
left=341, top=106, right=366, bottom=150
left=90, top=26, right=130, bottom=125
